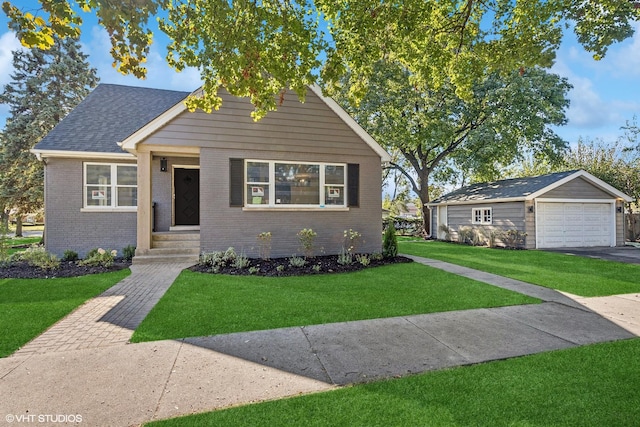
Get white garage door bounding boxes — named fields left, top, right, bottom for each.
left=537, top=202, right=613, bottom=248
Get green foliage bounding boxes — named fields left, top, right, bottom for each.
left=0, top=35, right=98, bottom=219
left=382, top=223, right=398, bottom=259
left=199, top=247, right=239, bottom=273
left=356, top=254, right=370, bottom=267
left=288, top=255, right=307, bottom=268
left=5, top=1, right=638, bottom=119
left=62, top=250, right=78, bottom=262
left=122, top=245, right=136, bottom=261
left=336, top=248, right=353, bottom=266
left=17, top=244, right=60, bottom=269
left=232, top=252, right=250, bottom=269
left=297, top=228, right=317, bottom=258
left=337, top=62, right=571, bottom=235
left=79, top=248, right=116, bottom=267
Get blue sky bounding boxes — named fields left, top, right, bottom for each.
left=0, top=6, right=639, bottom=146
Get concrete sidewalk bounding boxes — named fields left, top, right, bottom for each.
left=1, top=255, right=638, bottom=426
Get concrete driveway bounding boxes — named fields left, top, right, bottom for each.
left=543, top=245, right=640, bottom=264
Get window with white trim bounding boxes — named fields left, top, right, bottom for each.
left=472, top=207, right=492, bottom=224
left=84, top=163, right=137, bottom=209
left=245, top=160, right=346, bottom=207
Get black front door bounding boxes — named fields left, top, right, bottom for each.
left=174, top=168, right=200, bottom=226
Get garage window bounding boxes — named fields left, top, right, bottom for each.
left=472, top=208, right=492, bottom=225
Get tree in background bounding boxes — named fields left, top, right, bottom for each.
left=3, top=1, right=639, bottom=119
left=336, top=61, right=571, bottom=235
left=0, top=35, right=98, bottom=236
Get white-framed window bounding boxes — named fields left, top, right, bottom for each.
left=245, top=160, right=346, bottom=207
left=472, top=207, right=492, bottom=224
left=84, top=162, right=137, bottom=209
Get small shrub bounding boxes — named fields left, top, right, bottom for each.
left=370, top=252, right=383, bottom=261
left=86, top=248, right=100, bottom=258
left=276, top=264, right=285, bottom=272
left=382, top=222, right=398, bottom=258
left=312, top=264, right=321, bottom=273
left=484, top=230, right=502, bottom=248
left=62, top=250, right=79, bottom=262
left=233, top=252, right=250, bottom=269
left=248, top=266, right=260, bottom=275
left=289, top=255, right=307, bottom=268
left=343, top=229, right=362, bottom=254
left=438, top=224, right=451, bottom=241
left=297, top=228, right=317, bottom=257
left=79, top=248, right=117, bottom=267
left=19, top=245, right=60, bottom=269
left=356, top=254, right=371, bottom=266
left=471, top=230, right=485, bottom=247
left=200, top=247, right=239, bottom=273
left=122, top=245, right=136, bottom=260
left=503, top=229, right=527, bottom=249
left=257, top=232, right=272, bottom=260
left=457, top=227, right=473, bottom=245
left=337, top=248, right=353, bottom=265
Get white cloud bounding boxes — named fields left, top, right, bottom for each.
left=606, top=21, right=640, bottom=78
left=0, top=31, right=24, bottom=88
left=0, top=31, right=24, bottom=128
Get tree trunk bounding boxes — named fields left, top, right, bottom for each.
left=0, top=209, right=8, bottom=231
left=417, top=185, right=431, bottom=238
left=15, top=217, right=23, bottom=237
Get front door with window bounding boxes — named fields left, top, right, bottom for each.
left=174, top=168, right=200, bottom=226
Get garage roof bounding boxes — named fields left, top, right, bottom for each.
left=429, top=170, right=633, bottom=205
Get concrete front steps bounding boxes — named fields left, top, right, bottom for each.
left=132, top=232, right=200, bottom=264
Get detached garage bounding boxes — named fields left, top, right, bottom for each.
left=429, top=170, right=632, bottom=249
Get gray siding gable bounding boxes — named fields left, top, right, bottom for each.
left=433, top=170, right=578, bottom=204
left=34, top=84, right=190, bottom=154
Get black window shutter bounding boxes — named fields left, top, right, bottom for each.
left=229, top=158, right=244, bottom=207
left=347, top=163, right=359, bottom=207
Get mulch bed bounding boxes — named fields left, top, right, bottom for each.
left=190, top=254, right=413, bottom=277
left=1, top=255, right=413, bottom=279
left=0, top=260, right=132, bottom=279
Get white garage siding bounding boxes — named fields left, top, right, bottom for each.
left=536, top=201, right=614, bottom=248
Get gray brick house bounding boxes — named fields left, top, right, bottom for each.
left=32, top=84, right=390, bottom=262
left=428, top=170, right=632, bottom=249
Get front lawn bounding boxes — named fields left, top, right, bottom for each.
left=131, top=262, right=539, bottom=343
left=147, top=338, right=640, bottom=426
left=400, top=240, right=640, bottom=297
left=0, top=269, right=130, bottom=357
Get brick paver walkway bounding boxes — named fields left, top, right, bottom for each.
left=12, top=262, right=193, bottom=356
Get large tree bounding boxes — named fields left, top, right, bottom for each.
left=0, top=35, right=98, bottom=236
left=3, top=1, right=639, bottom=118
left=336, top=61, right=571, bottom=235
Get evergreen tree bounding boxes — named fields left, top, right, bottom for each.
left=0, top=35, right=98, bottom=236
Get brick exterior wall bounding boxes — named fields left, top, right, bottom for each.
left=43, top=158, right=137, bottom=258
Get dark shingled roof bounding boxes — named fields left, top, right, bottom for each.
left=433, top=170, right=579, bottom=204
left=34, top=84, right=190, bottom=154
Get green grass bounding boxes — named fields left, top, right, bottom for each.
left=147, top=338, right=640, bottom=426
left=399, top=240, right=640, bottom=297
left=131, top=263, right=539, bottom=343
left=0, top=269, right=130, bottom=357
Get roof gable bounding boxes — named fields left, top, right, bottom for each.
left=432, top=170, right=632, bottom=205
left=33, top=84, right=190, bottom=155
left=120, top=85, right=391, bottom=162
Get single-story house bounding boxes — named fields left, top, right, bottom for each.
left=32, top=84, right=391, bottom=262
left=428, top=170, right=633, bottom=249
